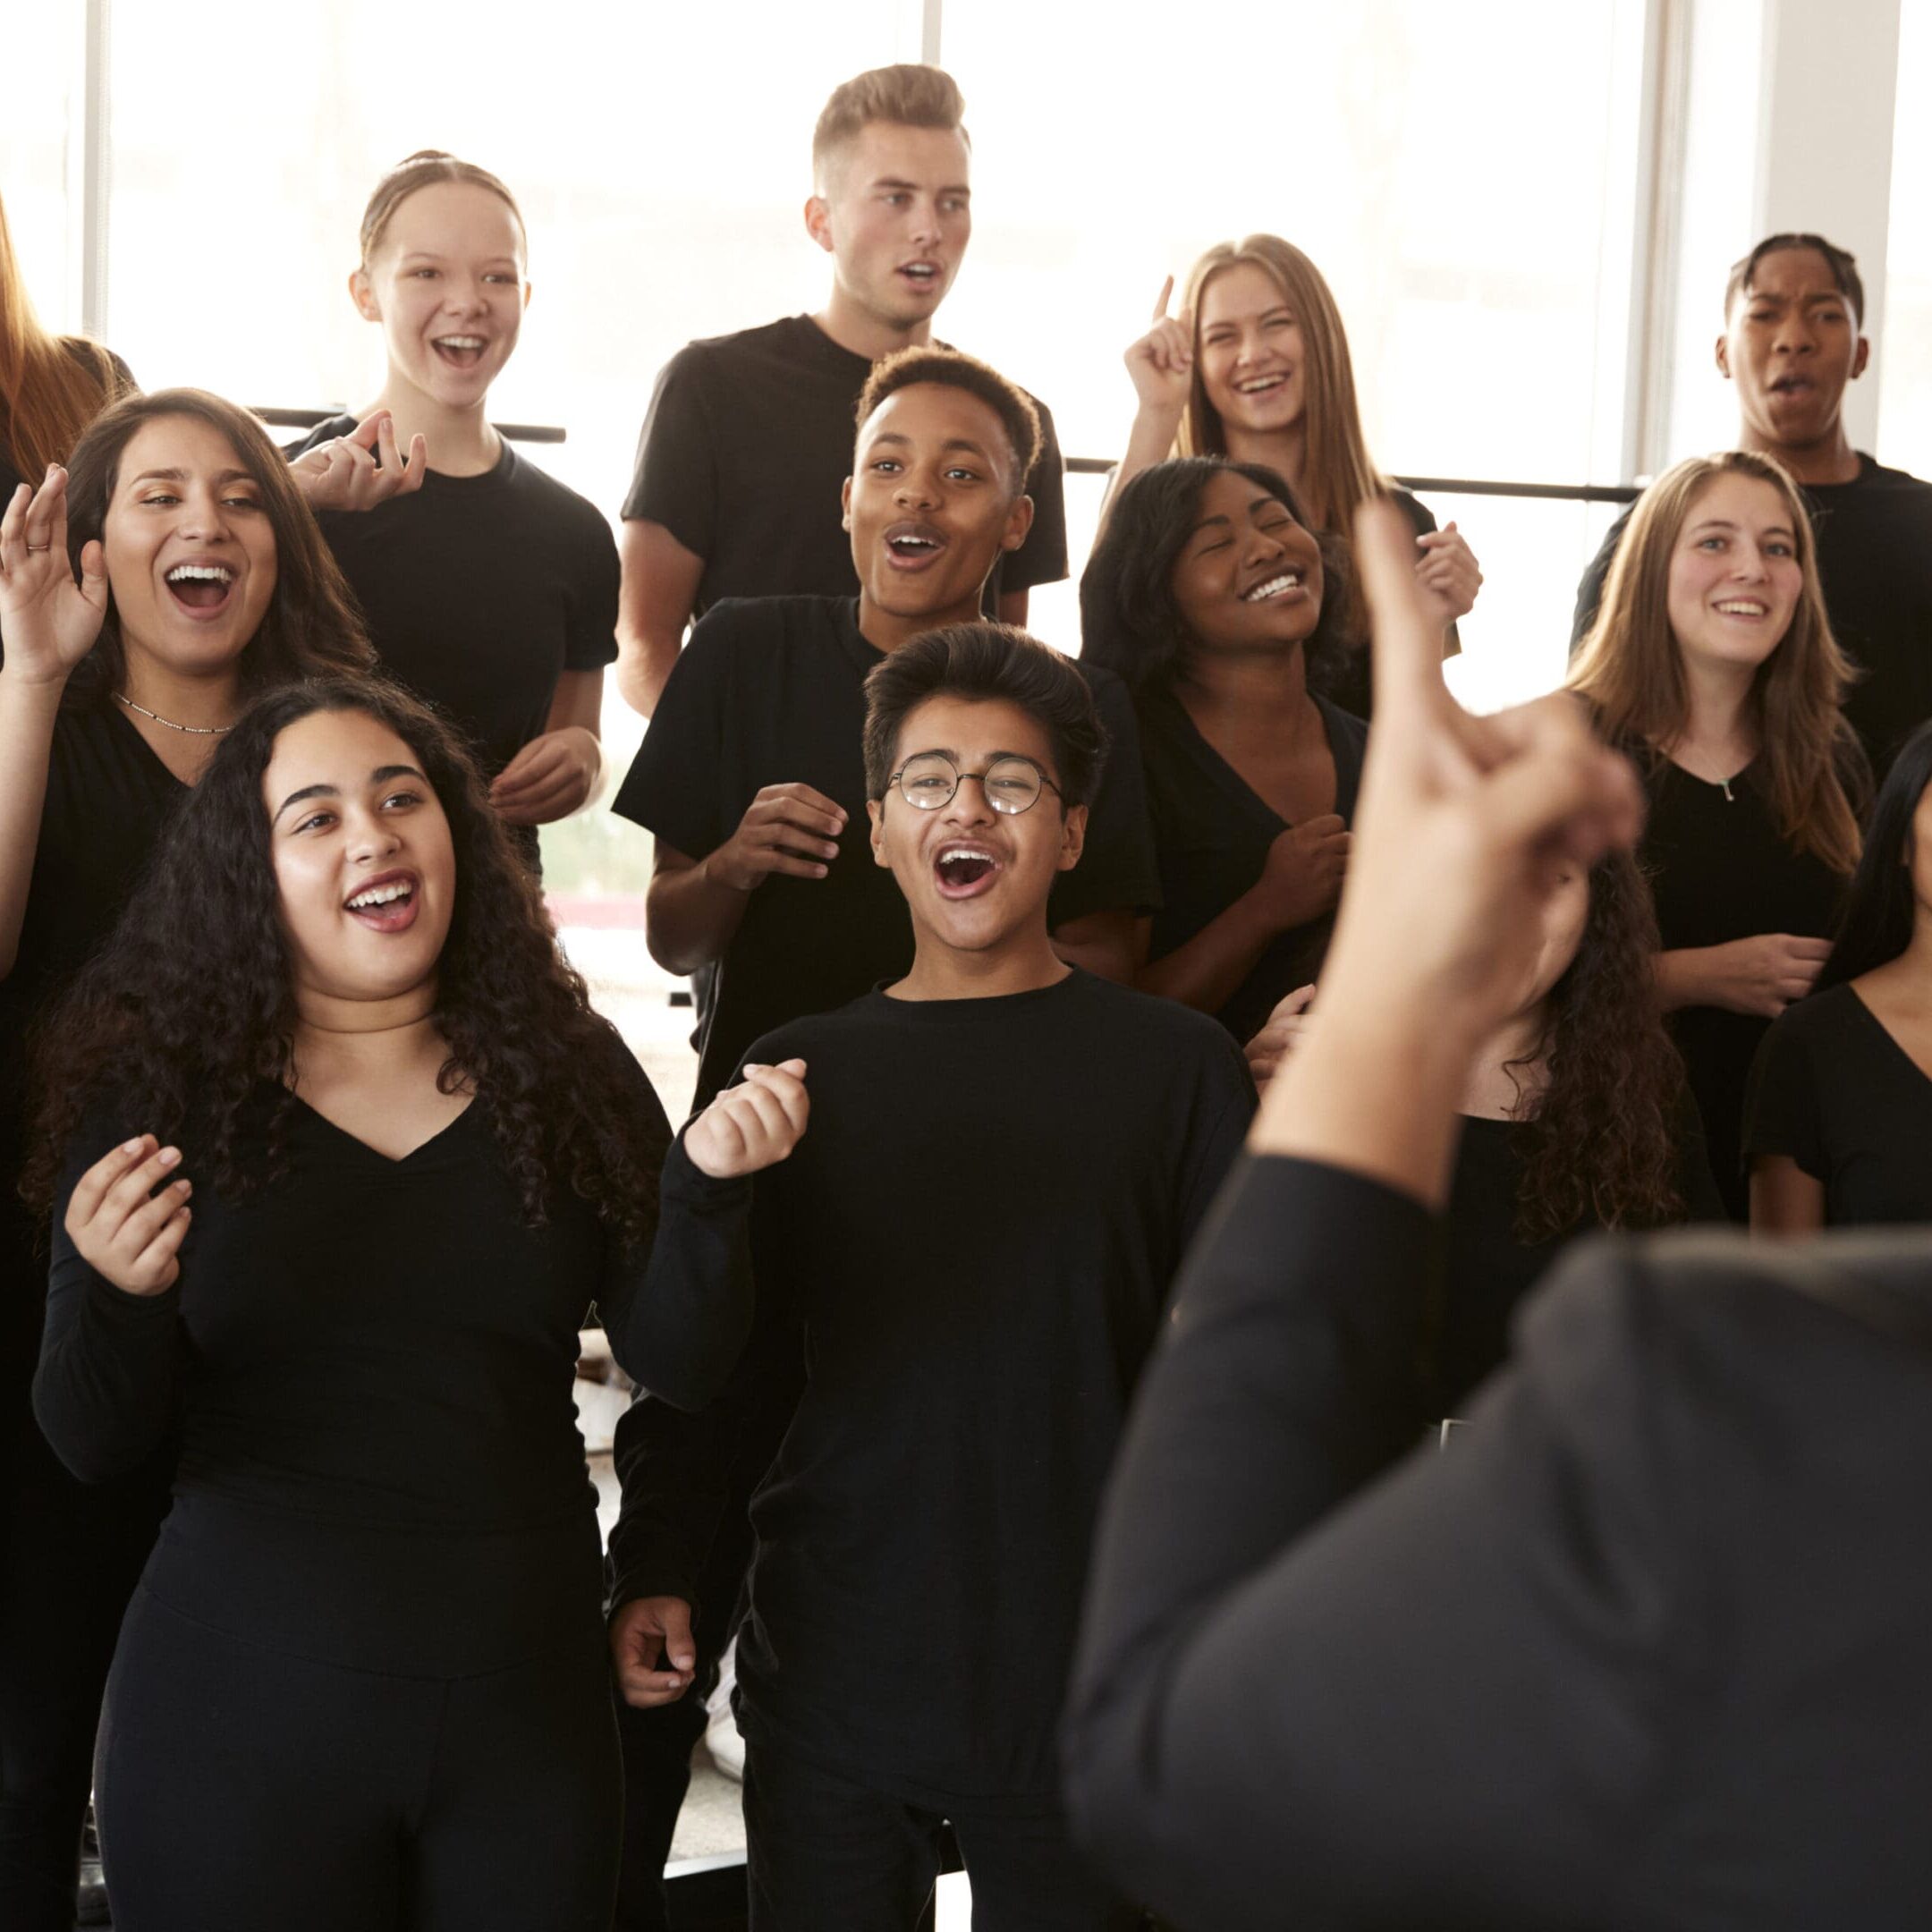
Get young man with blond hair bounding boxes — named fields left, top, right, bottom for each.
left=615, top=64, right=1068, bottom=716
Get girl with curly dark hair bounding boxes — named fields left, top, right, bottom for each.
left=1748, top=719, right=1932, bottom=1233
left=1250, top=849, right=1718, bottom=1414
left=26, top=674, right=750, bottom=1930
left=1080, top=455, right=1362, bottom=1043
left=0, top=387, right=373, bottom=1932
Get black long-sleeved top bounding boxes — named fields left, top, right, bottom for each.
left=35, top=1043, right=748, bottom=1677
left=1065, top=1153, right=1932, bottom=1930
left=609, top=971, right=1255, bottom=1806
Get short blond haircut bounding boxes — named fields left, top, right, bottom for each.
left=812, top=64, right=968, bottom=186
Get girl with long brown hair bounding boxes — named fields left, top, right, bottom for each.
left=1106, top=235, right=1481, bottom=714
left=1569, top=448, right=1865, bottom=1217
left=0, top=389, right=372, bottom=1932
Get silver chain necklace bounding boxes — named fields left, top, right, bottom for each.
left=115, top=691, right=234, bottom=736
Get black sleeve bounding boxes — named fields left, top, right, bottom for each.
left=1006, top=395, right=1070, bottom=594
left=1743, top=1010, right=1827, bottom=1179
left=605, top=1161, right=807, bottom=1616
left=1571, top=509, right=1631, bottom=654
left=609, top=605, right=745, bottom=857
left=1064, top=1157, right=1680, bottom=1928
left=591, top=1049, right=754, bottom=1411
left=32, top=1130, right=185, bottom=1485
left=619, top=345, right=717, bottom=558
left=562, top=498, right=622, bottom=674
left=1174, top=1038, right=1259, bottom=1255
left=1048, top=666, right=1163, bottom=925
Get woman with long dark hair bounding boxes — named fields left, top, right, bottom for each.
left=1568, top=449, right=1865, bottom=1218
left=1747, top=719, right=1932, bottom=1231
left=0, top=388, right=372, bottom=1931
left=1250, top=850, right=1717, bottom=1412
left=27, top=675, right=754, bottom=1929
left=1081, top=455, right=1359, bottom=1044
left=1106, top=236, right=1480, bottom=715
left=287, top=150, right=617, bottom=841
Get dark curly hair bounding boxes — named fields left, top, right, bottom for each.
left=60, top=387, right=374, bottom=704
left=1079, top=456, right=1352, bottom=698
left=25, top=676, right=665, bottom=1245
left=1506, top=848, right=1689, bottom=1244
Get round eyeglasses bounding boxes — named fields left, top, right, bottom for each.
left=887, top=751, right=1062, bottom=817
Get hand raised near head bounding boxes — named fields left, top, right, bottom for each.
left=0, top=468, right=109, bottom=685
left=683, top=1059, right=810, bottom=1180
left=1123, top=275, right=1196, bottom=418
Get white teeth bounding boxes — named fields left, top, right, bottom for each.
left=1244, top=572, right=1303, bottom=602
left=1236, top=375, right=1286, bottom=394
left=891, top=535, right=939, bottom=549
left=1715, top=601, right=1767, bottom=616
left=166, top=564, right=233, bottom=583
left=937, top=844, right=996, bottom=864
left=436, top=335, right=486, bottom=349
left=347, top=880, right=413, bottom=911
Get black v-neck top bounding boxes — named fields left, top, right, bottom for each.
left=1745, top=981, right=1932, bottom=1225
left=34, top=1050, right=749, bottom=1676
left=1637, top=752, right=1844, bottom=1219
left=1137, top=681, right=1368, bottom=1042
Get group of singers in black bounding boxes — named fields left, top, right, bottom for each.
left=2, top=53, right=1931, bottom=1932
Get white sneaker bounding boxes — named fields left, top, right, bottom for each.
left=704, top=1638, right=746, bottom=1782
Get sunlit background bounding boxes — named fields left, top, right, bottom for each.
left=5, top=0, right=1929, bottom=911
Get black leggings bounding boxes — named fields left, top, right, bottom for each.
left=0, top=1413, right=167, bottom=1932
left=97, top=1589, right=623, bottom=1932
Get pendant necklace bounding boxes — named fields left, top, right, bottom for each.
left=115, top=691, right=234, bottom=736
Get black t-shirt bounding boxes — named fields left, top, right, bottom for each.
left=1637, top=753, right=1844, bottom=1220
left=287, top=421, right=619, bottom=779
left=1573, top=457, right=1932, bottom=772
left=609, top=971, right=1255, bottom=1805
left=0, top=698, right=185, bottom=1408
left=34, top=1040, right=747, bottom=1678
left=1745, top=981, right=1932, bottom=1225
left=621, top=315, right=1069, bottom=618
left=1436, top=1104, right=1723, bottom=1416
left=1137, top=681, right=1368, bottom=1044
left=614, top=594, right=1161, bottom=1107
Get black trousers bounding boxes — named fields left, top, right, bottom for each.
left=742, top=1737, right=1140, bottom=1932
left=613, top=1373, right=795, bottom=1932
left=97, top=1588, right=623, bottom=1932
left=0, top=1411, right=167, bottom=1932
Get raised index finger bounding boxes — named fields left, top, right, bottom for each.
left=1151, top=274, right=1174, bottom=323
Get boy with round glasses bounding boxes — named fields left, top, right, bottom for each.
left=606, top=346, right=1157, bottom=1926
left=609, top=623, right=1252, bottom=1930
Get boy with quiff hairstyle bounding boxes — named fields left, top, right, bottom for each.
left=614, top=62, right=1067, bottom=717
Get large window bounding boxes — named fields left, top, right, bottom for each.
left=937, top=0, right=1653, bottom=707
